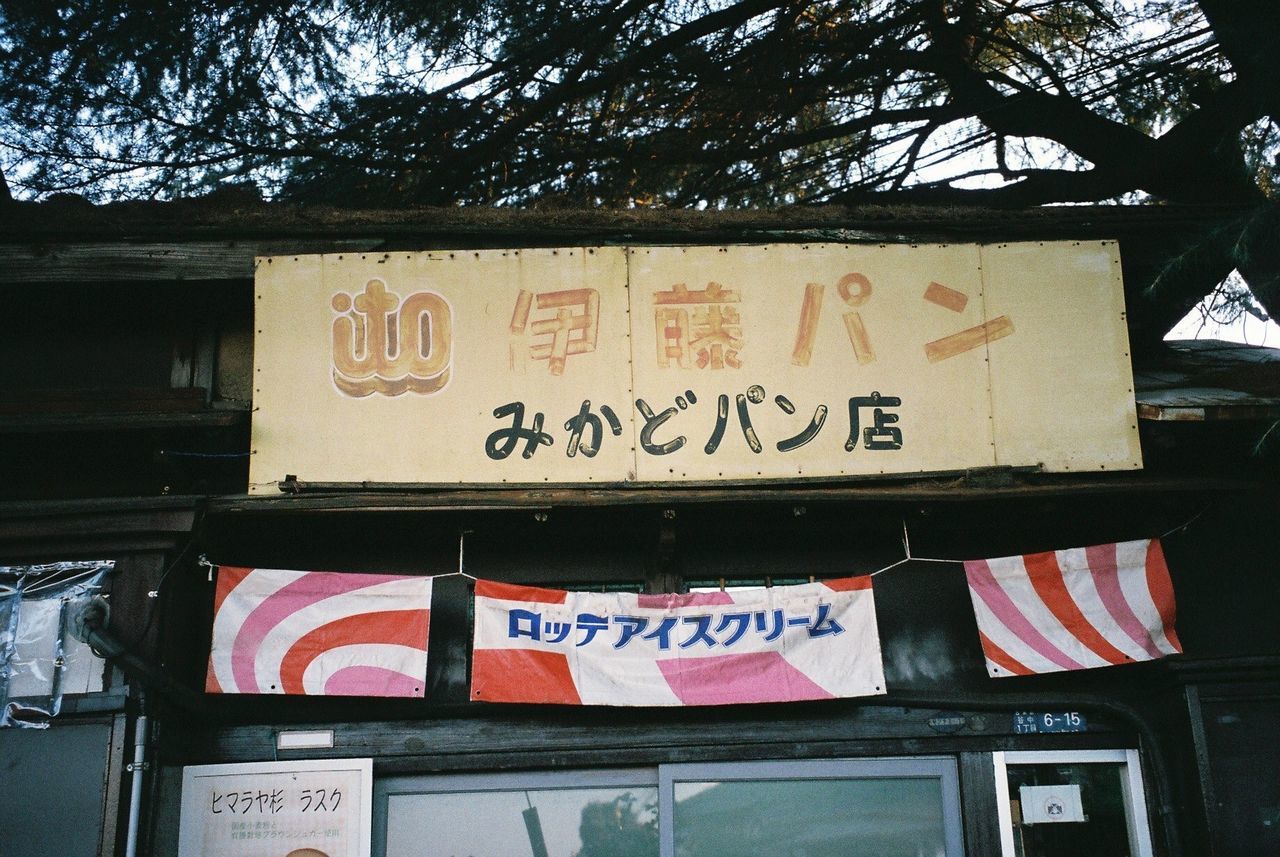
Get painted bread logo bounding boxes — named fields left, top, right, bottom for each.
left=331, top=279, right=452, bottom=397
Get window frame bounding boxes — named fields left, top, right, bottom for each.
left=659, top=757, right=964, bottom=857
left=374, top=756, right=965, bottom=857
left=374, top=767, right=660, bottom=857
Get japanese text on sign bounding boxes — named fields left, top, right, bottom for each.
left=250, top=243, right=1142, bottom=490
left=179, top=759, right=372, bottom=857
left=485, top=389, right=901, bottom=460
left=471, top=577, right=886, bottom=706
left=209, top=787, right=342, bottom=815
left=506, top=603, right=845, bottom=650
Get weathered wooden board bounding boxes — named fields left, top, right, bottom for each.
left=0, top=241, right=379, bottom=281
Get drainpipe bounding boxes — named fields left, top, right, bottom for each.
left=73, top=596, right=208, bottom=715
left=70, top=599, right=202, bottom=856
left=125, top=713, right=149, bottom=857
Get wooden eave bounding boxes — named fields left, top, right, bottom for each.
left=0, top=495, right=201, bottom=557
left=0, top=200, right=1253, bottom=283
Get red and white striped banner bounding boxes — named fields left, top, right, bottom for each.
left=471, top=577, right=884, bottom=706
left=206, top=567, right=432, bottom=697
left=964, top=539, right=1181, bottom=677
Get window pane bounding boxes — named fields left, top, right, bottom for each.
left=386, top=786, right=658, bottom=857
left=1200, top=698, right=1280, bottom=855
left=673, top=777, right=947, bottom=857
left=1005, top=763, right=1131, bottom=857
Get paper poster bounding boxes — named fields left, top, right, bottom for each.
left=178, top=759, right=372, bottom=857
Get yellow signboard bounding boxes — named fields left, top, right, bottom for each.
left=250, top=242, right=1141, bottom=491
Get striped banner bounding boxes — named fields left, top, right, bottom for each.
left=471, top=577, right=885, bottom=706
left=964, top=539, right=1180, bottom=677
left=206, top=567, right=432, bottom=697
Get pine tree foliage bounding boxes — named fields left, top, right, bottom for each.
left=1, top=1, right=1278, bottom=314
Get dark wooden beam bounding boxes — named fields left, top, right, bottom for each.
left=170, top=703, right=1131, bottom=768
left=209, top=473, right=1252, bottom=515
left=0, top=409, right=245, bottom=433
left=0, top=240, right=379, bottom=282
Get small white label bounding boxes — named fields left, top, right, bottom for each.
left=1019, top=784, right=1085, bottom=824
left=276, top=729, right=335, bottom=750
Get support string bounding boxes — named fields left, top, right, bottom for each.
left=196, top=509, right=1207, bottom=586
left=869, top=520, right=959, bottom=577
left=1159, top=505, right=1209, bottom=539
left=444, top=530, right=478, bottom=581
left=21, top=566, right=110, bottom=596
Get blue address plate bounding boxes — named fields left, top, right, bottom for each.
left=1013, top=711, right=1088, bottom=734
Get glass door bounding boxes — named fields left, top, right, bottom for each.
left=993, top=750, right=1153, bottom=857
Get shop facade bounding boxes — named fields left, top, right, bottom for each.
left=0, top=201, right=1276, bottom=857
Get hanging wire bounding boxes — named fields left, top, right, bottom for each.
left=440, top=529, right=479, bottom=581
left=870, top=520, right=957, bottom=576
left=157, top=450, right=253, bottom=459
left=114, top=511, right=206, bottom=654
left=194, top=507, right=1209, bottom=596
left=21, top=562, right=113, bottom=596
left=198, top=531, right=482, bottom=587
left=1159, top=505, right=1210, bottom=539
left=181, top=498, right=1217, bottom=601
left=867, top=508, right=1206, bottom=579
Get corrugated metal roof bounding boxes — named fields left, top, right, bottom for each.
left=1136, top=340, right=1280, bottom=419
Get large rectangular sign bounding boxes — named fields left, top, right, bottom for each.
left=470, top=577, right=884, bottom=705
left=250, top=242, right=1141, bottom=490
left=178, top=758, right=372, bottom=857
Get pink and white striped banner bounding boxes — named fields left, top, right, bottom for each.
left=470, top=577, right=885, bottom=706
left=964, top=539, right=1181, bottom=677
left=206, top=566, right=432, bottom=697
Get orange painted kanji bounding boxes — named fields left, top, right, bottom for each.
left=653, top=282, right=743, bottom=369
left=508, top=288, right=600, bottom=375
